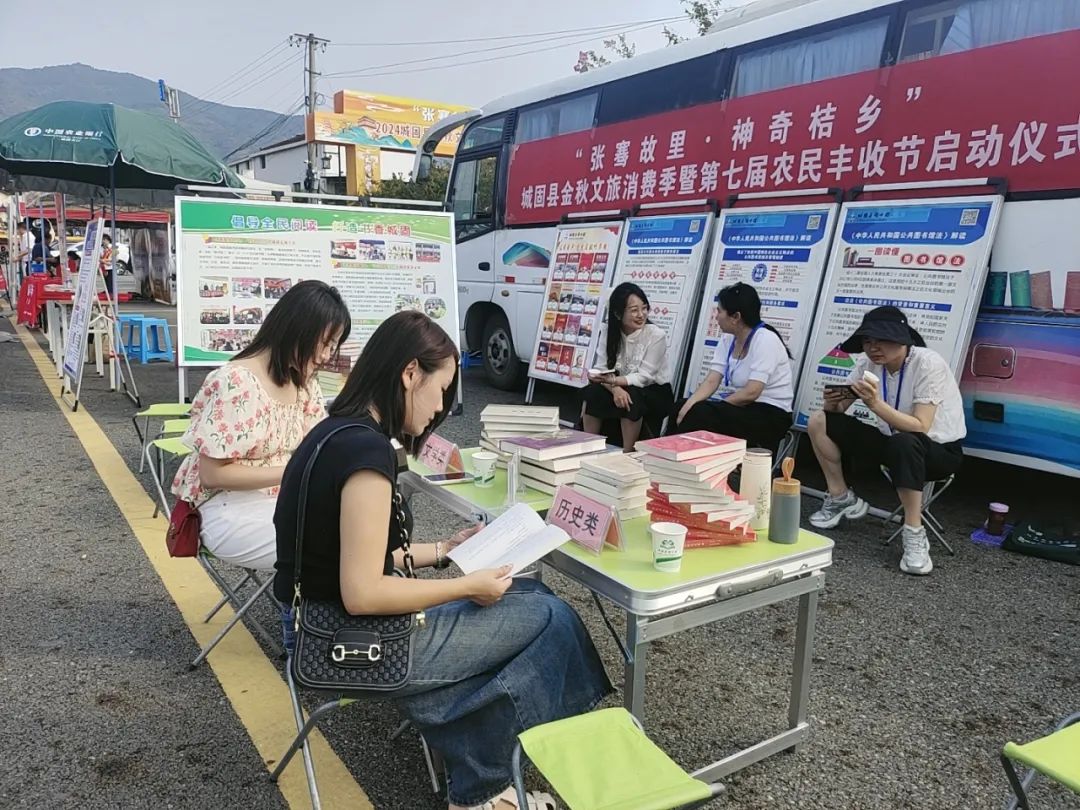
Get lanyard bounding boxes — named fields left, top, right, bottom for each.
left=880, top=362, right=906, bottom=434
left=724, top=324, right=761, bottom=388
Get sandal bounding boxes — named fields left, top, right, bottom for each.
left=478, top=790, right=558, bottom=810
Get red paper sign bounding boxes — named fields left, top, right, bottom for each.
left=548, top=485, right=624, bottom=554
left=418, top=433, right=463, bottom=473
left=506, top=30, right=1080, bottom=226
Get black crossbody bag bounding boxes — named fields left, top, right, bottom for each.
left=290, top=423, right=423, bottom=692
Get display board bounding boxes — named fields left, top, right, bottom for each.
left=609, top=213, right=714, bottom=393
left=684, top=203, right=839, bottom=398
left=175, top=197, right=458, bottom=395
left=528, top=222, right=624, bottom=388
left=61, top=217, right=104, bottom=407
left=794, top=194, right=1004, bottom=428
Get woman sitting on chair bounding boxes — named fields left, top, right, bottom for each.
left=669, top=282, right=793, bottom=454
left=581, top=282, right=674, bottom=451
left=807, top=306, right=966, bottom=576
left=171, top=280, right=350, bottom=570
left=274, top=310, right=611, bottom=810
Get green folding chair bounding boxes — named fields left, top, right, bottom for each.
left=134, top=402, right=192, bottom=472
left=512, top=708, right=724, bottom=810
left=1002, top=711, right=1080, bottom=809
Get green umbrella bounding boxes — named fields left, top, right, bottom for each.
left=0, top=100, right=244, bottom=191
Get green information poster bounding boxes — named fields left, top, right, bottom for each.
left=175, top=197, right=458, bottom=394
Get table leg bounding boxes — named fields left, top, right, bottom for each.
left=623, top=613, right=648, bottom=725
left=47, top=303, right=63, bottom=376
left=788, top=588, right=819, bottom=751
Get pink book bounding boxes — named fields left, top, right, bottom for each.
left=635, top=431, right=747, bottom=462
left=501, top=430, right=609, bottom=462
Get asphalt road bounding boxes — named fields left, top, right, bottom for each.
left=2, top=308, right=1078, bottom=809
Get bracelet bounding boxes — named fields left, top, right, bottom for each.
left=433, top=540, right=450, bottom=570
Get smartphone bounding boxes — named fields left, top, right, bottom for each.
left=589, top=367, right=617, bottom=376
left=422, top=471, right=475, bottom=486
left=824, top=383, right=856, bottom=398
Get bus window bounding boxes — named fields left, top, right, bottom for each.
left=596, top=52, right=727, bottom=126
left=517, top=93, right=597, bottom=144
left=460, top=116, right=506, bottom=151
left=731, top=16, right=889, bottom=97
left=899, top=1, right=959, bottom=61
left=451, top=155, right=498, bottom=240
left=938, top=0, right=1080, bottom=54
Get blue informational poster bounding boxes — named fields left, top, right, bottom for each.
left=610, top=214, right=714, bottom=392
left=685, top=203, right=839, bottom=398
left=794, top=196, right=1003, bottom=428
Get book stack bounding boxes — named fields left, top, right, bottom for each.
left=571, top=454, right=651, bottom=521
left=479, top=405, right=560, bottom=460
left=500, top=429, right=612, bottom=495
left=634, top=431, right=757, bottom=547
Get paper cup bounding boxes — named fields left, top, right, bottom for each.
left=650, top=522, right=687, bottom=573
left=472, top=452, right=498, bottom=488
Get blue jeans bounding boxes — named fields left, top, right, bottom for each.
left=394, top=579, right=612, bottom=806
left=280, top=581, right=612, bottom=806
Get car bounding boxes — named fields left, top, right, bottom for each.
left=64, top=239, right=132, bottom=274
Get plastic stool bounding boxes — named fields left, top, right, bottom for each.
left=136, top=317, right=174, bottom=363
left=117, top=314, right=146, bottom=357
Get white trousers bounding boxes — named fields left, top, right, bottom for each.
left=199, top=489, right=278, bottom=571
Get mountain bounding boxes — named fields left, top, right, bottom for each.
left=0, top=63, right=303, bottom=160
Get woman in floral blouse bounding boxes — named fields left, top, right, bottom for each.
left=172, top=280, right=350, bottom=570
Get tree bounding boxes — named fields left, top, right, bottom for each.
left=574, top=1, right=733, bottom=73
left=376, top=164, right=451, bottom=203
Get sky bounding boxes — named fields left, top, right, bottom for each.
left=0, top=0, right=757, bottom=113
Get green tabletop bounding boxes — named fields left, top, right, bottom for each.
left=408, top=447, right=553, bottom=514
left=552, top=517, right=834, bottom=594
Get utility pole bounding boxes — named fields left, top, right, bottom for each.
left=290, top=33, right=329, bottom=195
left=157, top=79, right=181, bottom=123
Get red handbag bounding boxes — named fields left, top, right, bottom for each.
left=166, top=499, right=202, bottom=557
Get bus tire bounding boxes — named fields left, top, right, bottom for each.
left=481, top=313, right=523, bottom=390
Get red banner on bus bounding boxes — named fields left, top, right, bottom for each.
left=506, top=30, right=1080, bottom=226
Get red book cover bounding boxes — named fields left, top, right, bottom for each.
left=635, top=431, right=747, bottom=462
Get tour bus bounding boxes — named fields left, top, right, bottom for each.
left=416, top=0, right=1080, bottom=477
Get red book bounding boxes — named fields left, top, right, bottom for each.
left=647, top=497, right=753, bottom=529
left=684, top=527, right=757, bottom=547
left=635, top=431, right=747, bottom=462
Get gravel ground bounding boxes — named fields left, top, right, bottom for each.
left=2, top=305, right=1078, bottom=809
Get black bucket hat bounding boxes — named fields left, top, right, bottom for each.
left=841, top=306, right=925, bottom=353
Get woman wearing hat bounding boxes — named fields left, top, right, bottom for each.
left=807, top=306, right=966, bottom=575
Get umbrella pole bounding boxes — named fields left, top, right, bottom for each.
left=106, top=164, right=140, bottom=406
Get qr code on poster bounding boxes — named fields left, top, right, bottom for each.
left=959, top=208, right=979, bottom=226
left=807, top=215, right=821, bottom=230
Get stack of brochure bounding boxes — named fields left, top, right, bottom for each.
left=571, top=454, right=651, bottom=521
left=634, top=431, right=757, bottom=546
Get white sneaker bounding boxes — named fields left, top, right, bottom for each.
left=809, top=489, right=869, bottom=529
left=900, top=525, right=933, bottom=575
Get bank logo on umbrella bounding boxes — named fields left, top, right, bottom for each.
left=24, top=127, right=41, bottom=137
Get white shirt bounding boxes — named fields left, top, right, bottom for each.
left=18, top=232, right=34, bottom=265
left=708, top=327, right=794, bottom=412
left=848, top=346, right=966, bottom=444
left=595, top=322, right=672, bottom=388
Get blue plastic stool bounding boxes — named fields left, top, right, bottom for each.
left=117, top=314, right=146, bottom=357
left=135, top=317, right=174, bottom=363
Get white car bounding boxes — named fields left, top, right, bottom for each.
left=65, top=240, right=132, bottom=274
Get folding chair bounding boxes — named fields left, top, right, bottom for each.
left=272, top=656, right=444, bottom=809
left=142, top=437, right=282, bottom=667
left=512, top=708, right=725, bottom=810
left=1001, top=711, right=1080, bottom=809
left=134, top=402, right=192, bottom=472
left=880, top=470, right=956, bottom=555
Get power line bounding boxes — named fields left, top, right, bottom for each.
left=185, top=39, right=292, bottom=115
left=224, top=95, right=307, bottom=161
left=193, top=52, right=305, bottom=115
left=327, top=20, right=682, bottom=80
left=329, top=17, right=683, bottom=47
left=325, top=17, right=682, bottom=78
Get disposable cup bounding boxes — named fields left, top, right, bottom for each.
left=650, top=522, right=687, bottom=573
left=472, top=452, right=498, bottom=488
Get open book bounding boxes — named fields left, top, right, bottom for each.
left=446, top=503, right=569, bottom=575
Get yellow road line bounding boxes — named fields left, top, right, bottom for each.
left=13, top=320, right=373, bottom=810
